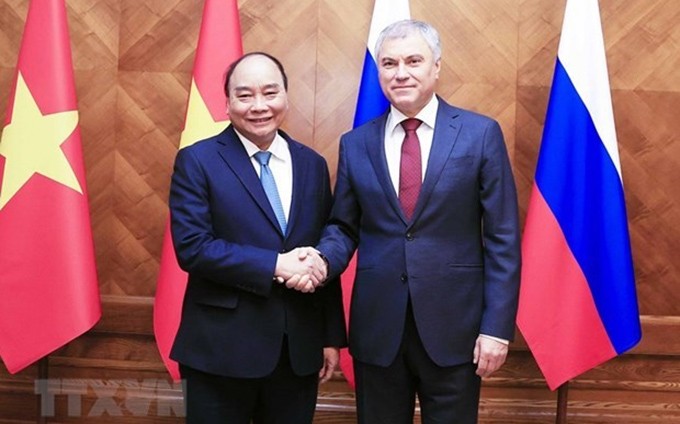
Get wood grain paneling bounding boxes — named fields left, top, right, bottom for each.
left=1, top=0, right=679, bottom=422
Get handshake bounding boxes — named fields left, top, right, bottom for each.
left=274, top=247, right=328, bottom=293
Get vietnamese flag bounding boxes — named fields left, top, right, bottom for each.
left=0, top=0, right=101, bottom=374
left=517, top=0, right=641, bottom=390
left=153, top=0, right=243, bottom=381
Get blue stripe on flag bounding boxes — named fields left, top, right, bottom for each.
left=535, top=60, right=641, bottom=354
left=353, top=50, right=389, bottom=128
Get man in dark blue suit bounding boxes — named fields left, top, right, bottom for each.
left=169, top=52, right=346, bottom=424
left=313, top=20, right=521, bottom=423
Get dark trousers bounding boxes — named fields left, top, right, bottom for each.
left=180, top=340, right=318, bottom=424
left=354, top=303, right=481, bottom=424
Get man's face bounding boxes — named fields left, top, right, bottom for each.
left=226, top=55, right=288, bottom=149
left=377, top=32, right=440, bottom=117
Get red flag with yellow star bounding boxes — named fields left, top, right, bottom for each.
left=0, top=0, right=101, bottom=374
left=153, top=0, right=243, bottom=381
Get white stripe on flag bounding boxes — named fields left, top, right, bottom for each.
left=366, top=0, right=411, bottom=58
left=559, top=0, right=621, bottom=177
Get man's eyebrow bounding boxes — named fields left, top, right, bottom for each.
left=232, top=83, right=282, bottom=91
left=380, top=53, right=425, bottom=62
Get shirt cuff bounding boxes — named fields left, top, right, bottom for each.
left=318, top=252, right=330, bottom=285
left=479, top=334, right=509, bottom=345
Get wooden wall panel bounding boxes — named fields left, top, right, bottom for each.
left=240, top=0, right=320, bottom=145
left=112, top=0, right=197, bottom=296
left=1, top=0, right=679, bottom=422
left=313, top=0, right=370, bottom=174
left=414, top=0, right=519, bottom=158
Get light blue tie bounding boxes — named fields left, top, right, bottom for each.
left=254, top=151, right=287, bottom=234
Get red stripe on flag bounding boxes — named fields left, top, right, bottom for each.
left=517, top=186, right=616, bottom=390
left=192, top=0, right=241, bottom=122
left=0, top=175, right=99, bottom=372
left=339, top=254, right=357, bottom=387
left=154, top=221, right=185, bottom=380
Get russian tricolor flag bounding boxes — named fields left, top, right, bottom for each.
left=517, top=0, right=641, bottom=390
left=339, top=0, right=410, bottom=387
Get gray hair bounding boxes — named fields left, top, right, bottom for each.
left=375, top=19, right=442, bottom=62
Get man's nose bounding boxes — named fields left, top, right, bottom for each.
left=395, top=62, right=409, bottom=79
left=251, top=94, right=267, bottom=110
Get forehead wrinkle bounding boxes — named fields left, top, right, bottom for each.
left=378, top=34, right=434, bottom=59
left=261, top=83, right=283, bottom=90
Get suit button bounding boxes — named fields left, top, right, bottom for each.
left=406, top=233, right=414, bottom=241
left=400, top=273, right=408, bottom=283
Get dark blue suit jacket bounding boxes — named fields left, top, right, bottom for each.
left=318, top=98, right=520, bottom=368
left=169, top=126, right=346, bottom=378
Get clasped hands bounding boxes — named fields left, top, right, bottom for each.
left=274, top=247, right=327, bottom=293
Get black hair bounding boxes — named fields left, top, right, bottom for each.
left=223, top=52, right=288, bottom=98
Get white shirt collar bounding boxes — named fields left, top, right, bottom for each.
left=386, top=95, right=439, bottom=136
left=234, top=128, right=288, bottom=161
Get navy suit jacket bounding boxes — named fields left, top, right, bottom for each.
left=317, top=98, right=521, bottom=368
left=169, top=126, right=346, bottom=378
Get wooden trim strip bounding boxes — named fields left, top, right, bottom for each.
left=93, top=296, right=680, bottom=356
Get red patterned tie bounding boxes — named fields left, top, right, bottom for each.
left=399, top=118, right=422, bottom=220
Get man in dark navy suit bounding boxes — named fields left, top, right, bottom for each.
left=169, top=52, right=346, bottom=424
left=311, top=20, right=521, bottom=423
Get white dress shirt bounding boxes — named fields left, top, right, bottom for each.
left=384, top=95, right=439, bottom=194
left=235, top=130, right=293, bottom=222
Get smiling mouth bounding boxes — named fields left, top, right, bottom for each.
left=249, top=117, right=272, bottom=124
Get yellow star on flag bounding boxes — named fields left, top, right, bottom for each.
left=0, top=72, right=82, bottom=210
left=179, top=78, right=229, bottom=149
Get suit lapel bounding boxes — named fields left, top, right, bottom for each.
left=216, top=126, right=285, bottom=236
left=284, top=135, right=307, bottom=238
left=365, top=114, right=407, bottom=223
left=410, top=101, right=461, bottom=223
